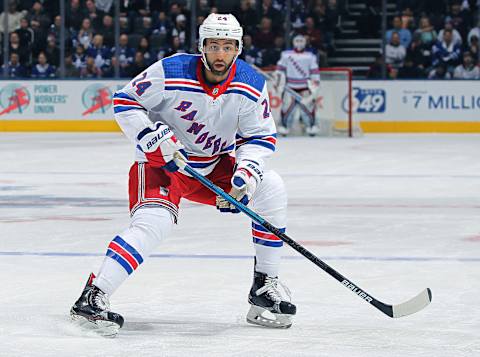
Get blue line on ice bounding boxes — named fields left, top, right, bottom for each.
left=0, top=251, right=478, bottom=262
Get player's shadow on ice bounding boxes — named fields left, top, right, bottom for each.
left=122, top=318, right=246, bottom=336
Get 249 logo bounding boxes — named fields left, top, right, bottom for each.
left=352, top=87, right=386, bottom=113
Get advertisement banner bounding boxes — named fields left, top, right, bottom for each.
left=0, top=79, right=479, bottom=132
left=0, top=81, right=126, bottom=120
left=352, top=80, right=480, bottom=122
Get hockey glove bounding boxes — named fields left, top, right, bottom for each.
left=137, top=122, right=188, bottom=172
left=216, top=160, right=263, bottom=213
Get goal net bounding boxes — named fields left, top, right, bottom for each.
left=264, top=67, right=361, bottom=137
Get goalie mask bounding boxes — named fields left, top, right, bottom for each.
left=292, top=34, right=307, bottom=51
left=198, top=13, right=243, bottom=71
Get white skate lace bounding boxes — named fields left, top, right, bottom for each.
left=89, top=288, right=110, bottom=311
left=255, top=276, right=292, bottom=304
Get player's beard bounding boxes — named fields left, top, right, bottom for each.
left=206, top=57, right=234, bottom=78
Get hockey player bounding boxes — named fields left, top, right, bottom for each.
left=276, top=34, right=321, bottom=136
left=70, top=13, right=296, bottom=336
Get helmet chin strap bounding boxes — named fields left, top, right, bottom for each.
left=200, top=50, right=212, bottom=72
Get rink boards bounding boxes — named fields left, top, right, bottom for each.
left=0, top=79, right=479, bottom=133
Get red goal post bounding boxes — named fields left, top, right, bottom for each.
left=263, top=67, right=359, bottom=137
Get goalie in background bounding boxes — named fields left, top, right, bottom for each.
left=276, top=34, right=321, bottom=136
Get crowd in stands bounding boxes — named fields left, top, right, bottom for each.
left=1, top=0, right=479, bottom=79
left=366, top=0, right=480, bottom=79
left=0, top=0, right=343, bottom=79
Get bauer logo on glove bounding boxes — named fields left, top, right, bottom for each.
left=145, top=126, right=172, bottom=150
left=137, top=122, right=188, bottom=172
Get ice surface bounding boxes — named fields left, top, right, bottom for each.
left=0, top=133, right=479, bottom=357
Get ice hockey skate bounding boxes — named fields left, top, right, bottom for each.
left=277, top=125, right=290, bottom=137
left=247, top=271, right=296, bottom=328
left=70, top=273, right=124, bottom=337
left=306, top=125, right=320, bottom=137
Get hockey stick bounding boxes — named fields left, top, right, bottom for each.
left=174, top=156, right=432, bottom=318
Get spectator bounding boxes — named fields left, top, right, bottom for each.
left=66, top=0, right=86, bottom=31
left=48, top=16, right=70, bottom=50
left=386, top=16, right=412, bottom=48
left=135, top=16, right=153, bottom=37
left=432, top=29, right=462, bottom=72
left=263, top=35, right=285, bottom=67
left=407, top=32, right=432, bottom=72
left=86, top=34, right=111, bottom=71
left=209, top=6, right=219, bottom=15
left=168, top=2, right=183, bottom=25
left=9, top=31, right=30, bottom=66
left=445, top=2, right=472, bottom=40
left=111, top=34, right=135, bottom=72
left=15, top=18, right=34, bottom=50
left=171, top=14, right=189, bottom=48
left=120, top=0, right=146, bottom=16
left=414, top=16, right=437, bottom=46
left=253, top=17, right=276, bottom=50
left=467, top=20, right=480, bottom=46
left=48, top=15, right=62, bottom=44
left=102, top=56, right=121, bottom=77
left=96, top=0, right=114, bottom=13
left=31, top=52, right=56, bottom=78
left=80, top=56, right=102, bottom=78
left=128, top=51, right=148, bottom=77
left=196, top=14, right=206, bottom=29
left=257, top=0, right=282, bottom=31
left=73, top=44, right=87, bottom=69
left=240, top=34, right=263, bottom=67
left=30, top=15, right=47, bottom=58
left=119, top=16, right=130, bottom=33
left=28, top=1, right=51, bottom=31
left=56, top=53, right=80, bottom=78
left=153, top=11, right=172, bottom=37
left=290, top=0, right=308, bottom=30
left=438, top=22, right=463, bottom=47
left=453, top=51, right=480, bottom=79
left=78, top=18, right=94, bottom=49
left=99, top=15, right=115, bottom=47
left=366, top=53, right=393, bottom=79
left=0, top=0, right=27, bottom=34
left=302, top=16, right=323, bottom=51
left=139, top=0, right=156, bottom=17
left=137, top=37, right=155, bottom=65
left=400, top=7, right=415, bottom=31
left=233, top=0, right=258, bottom=35
left=85, top=0, right=104, bottom=31
left=163, top=36, right=187, bottom=58
left=397, top=56, right=424, bottom=78
left=428, top=64, right=452, bottom=79
left=196, top=0, right=211, bottom=17
left=45, top=35, right=60, bottom=67
left=2, top=53, right=27, bottom=78
left=467, top=35, right=480, bottom=63
left=385, top=32, right=407, bottom=68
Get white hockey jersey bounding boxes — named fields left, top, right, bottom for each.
left=277, top=50, right=320, bottom=90
left=112, top=54, right=277, bottom=176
